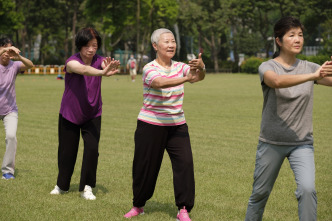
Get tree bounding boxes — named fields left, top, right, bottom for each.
left=179, top=0, right=231, bottom=73
left=0, top=0, right=24, bottom=40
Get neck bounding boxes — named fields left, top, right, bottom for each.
left=0, top=59, right=9, bottom=66
left=275, top=51, right=297, bottom=67
left=155, top=56, right=172, bottom=68
left=80, top=53, right=93, bottom=65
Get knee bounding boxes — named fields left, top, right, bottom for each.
left=250, top=187, right=271, bottom=202
left=6, top=132, right=17, bottom=142
left=296, top=183, right=316, bottom=199
left=181, top=156, right=193, bottom=168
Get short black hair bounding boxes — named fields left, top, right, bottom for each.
left=0, top=37, right=14, bottom=47
left=273, top=16, right=304, bottom=58
left=75, top=27, right=102, bottom=51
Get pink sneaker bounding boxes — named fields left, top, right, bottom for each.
left=124, top=207, right=144, bottom=218
left=177, top=207, right=191, bottom=221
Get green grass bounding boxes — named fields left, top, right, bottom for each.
left=0, top=74, right=331, bottom=221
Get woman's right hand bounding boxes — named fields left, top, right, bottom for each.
left=3, top=46, right=21, bottom=59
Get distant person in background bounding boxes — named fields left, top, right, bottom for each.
left=0, top=37, right=34, bottom=180
left=50, top=27, right=120, bottom=200
left=124, top=28, right=205, bottom=221
left=245, top=16, right=332, bottom=221
left=126, top=54, right=137, bottom=82
left=56, top=73, right=63, bottom=80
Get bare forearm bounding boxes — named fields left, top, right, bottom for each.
left=68, top=63, right=103, bottom=76
left=198, top=69, right=206, bottom=81
left=151, top=76, right=188, bottom=89
left=266, top=73, right=317, bottom=88
left=317, top=77, right=332, bottom=86
left=18, top=55, right=34, bottom=69
left=79, top=65, right=104, bottom=76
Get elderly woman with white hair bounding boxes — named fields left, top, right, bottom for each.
left=124, top=28, right=205, bottom=221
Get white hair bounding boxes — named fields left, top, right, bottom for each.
left=151, top=28, right=174, bottom=44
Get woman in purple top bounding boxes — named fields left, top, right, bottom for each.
left=0, top=38, right=34, bottom=180
left=50, top=27, right=120, bottom=200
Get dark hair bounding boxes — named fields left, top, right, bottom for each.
left=75, top=27, right=102, bottom=51
left=0, top=37, right=14, bottom=47
left=273, top=16, right=304, bottom=58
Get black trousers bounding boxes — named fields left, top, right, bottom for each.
left=56, top=114, right=101, bottom=192
left=132, top=120, right=195, bottom=212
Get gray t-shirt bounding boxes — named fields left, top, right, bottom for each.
left=258, top=59, right=320, bottom=145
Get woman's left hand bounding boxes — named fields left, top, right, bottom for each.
left=320, top=57, right=332, bottom=77
left=103, top=57, right=121, bottom=76
left=188, top=53, right=205, bottom=71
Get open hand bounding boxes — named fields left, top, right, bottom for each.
left=103, top=57, right=120, bottom=76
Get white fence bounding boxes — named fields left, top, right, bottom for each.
left=24, top=65, right=65, bottom=75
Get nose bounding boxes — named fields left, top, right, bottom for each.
left=169, top=42, right=176, bottom=48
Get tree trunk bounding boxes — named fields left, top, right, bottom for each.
left=211, top=34, right=219, bottom=73
left=71, top=10, right=77, bottom=55
left=64, top=27, right=69, bottom=62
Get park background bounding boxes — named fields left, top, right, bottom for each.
left=1, top=0, right=332, bottom=73
left=0, top=0, right=332, bottom=220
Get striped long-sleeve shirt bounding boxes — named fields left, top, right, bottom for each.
left=137, top=60, right=190, bottom=126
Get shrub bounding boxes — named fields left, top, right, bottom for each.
left=297, top=54, right=330, bottom=65
left=240, top=57, right=264, bottom=74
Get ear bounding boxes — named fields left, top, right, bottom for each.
left=275, top=37, right=282, bottom=48
left=152, top=42, right=158, bottom=52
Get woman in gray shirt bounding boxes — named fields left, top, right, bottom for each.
left=245, top=16, right=332, bottom=221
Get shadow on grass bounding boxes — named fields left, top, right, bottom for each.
left=145, top=201, right=176, bottom=219
left=14, top=168, right=32, bottom=177
left=69, top=183, right=109, bottom=194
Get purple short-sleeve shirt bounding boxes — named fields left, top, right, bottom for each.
left=0, top=60, right=22, bottom=115
left=59, top=53, right=103, bottom=125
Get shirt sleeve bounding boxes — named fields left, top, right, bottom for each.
left=14, top=61, right=23, bottom=75
left=258, top=61, right=275, bottom=84
left=143, top=65, right=162, bottom=87
left=182, top=63, right=190, bottom=77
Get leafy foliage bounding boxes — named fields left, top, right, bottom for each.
left=0, top=0, right=331, bottom=71
left=240, top=56, right=265, bottom=74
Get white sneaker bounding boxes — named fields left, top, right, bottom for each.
left=50, top=185, right=68, bottom=195
left=80, top=185, right=96, bottom=200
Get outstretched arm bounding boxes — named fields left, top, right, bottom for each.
left=317, top=57, right=332, bottom=86
left=67, top=57, right=120, bottom=77
left=151, top=74, right=193, bottom=89
left=263, top=61, right=332, bottom=88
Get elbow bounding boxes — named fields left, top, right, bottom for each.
left=150, top=77, right=166, bottom=89
left=272, top=80, right=288, bottom=88
left=151, top=81, right=164, bottom=89
left=265, top=78, right=282, bottom=88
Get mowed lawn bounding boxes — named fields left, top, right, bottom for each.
left=0, top=74, right=331, bottom=221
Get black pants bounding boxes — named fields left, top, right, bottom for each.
left=132, top=120, right=195, bottom=212
left=56, top=114, right=101, bottom=192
